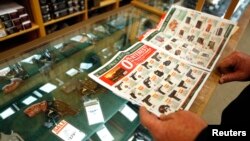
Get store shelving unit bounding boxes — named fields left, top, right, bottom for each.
left=0, top=0, right=120, bottom=48
left=0, top=23, right=39, bottom=42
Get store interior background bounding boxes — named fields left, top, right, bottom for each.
left=1, top=0, right=249, bottom=125
left=202, top=22, right=250, bottom=124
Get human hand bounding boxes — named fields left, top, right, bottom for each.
left=218, top=51, right=250, bottom=83
left=139, top=107, right=207, bottom=141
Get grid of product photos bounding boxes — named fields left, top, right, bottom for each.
left=89, top=5, right=238, bottom=117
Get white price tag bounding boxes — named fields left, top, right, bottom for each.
left=22, top=96, right=38, bottom=105
left=54, top=43, right=63, bottom=49
left=0, top=67, right=10, bottom=76
left=80, top=63, right=93, bottom=70
left=52, top=120, right=86, bottom=141
left=97, top=126, right=114, bottom=141
left=70, top=35, right=83, bottom=42
left=39, top=83, right=57, bottom=93
left=84, top=99, right=104, bottom=125
left=0, top=107, right=15, bottom=119
left=66, top=68, right=79, bottom=77
left=119, top=105, right=137, bottom=122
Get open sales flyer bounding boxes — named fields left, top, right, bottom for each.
left=89, top=42, right=209, bottom=116
left=89, top=5, right=237, bottom=116
left=141, top=5, right=237, bottom=71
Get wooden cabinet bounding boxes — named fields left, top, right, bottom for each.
left=0, top=0, right=121, bottom=49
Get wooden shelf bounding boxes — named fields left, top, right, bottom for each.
left=131, top=1, right=164, bottom=16
left=44, top=10, right=87, bottom=26
left=89, top=0, right=117, bottom=11
left=1, top=0, right=120, bottom=47
left=0, top=23, right=39, bottom=42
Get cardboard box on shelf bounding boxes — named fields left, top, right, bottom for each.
left=0, top=28, right=7, bottom=38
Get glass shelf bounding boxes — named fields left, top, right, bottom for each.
left=90, top=110, right=140, bottom=141
left=0, top=5, right=160, bottom=141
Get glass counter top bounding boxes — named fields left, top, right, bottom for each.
left=0, top=5, right=160, bottom=141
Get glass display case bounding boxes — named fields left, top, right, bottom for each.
left=0, top=5, right=160, bottom=141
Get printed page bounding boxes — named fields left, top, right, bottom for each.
left=141, top=5, right=237, bottom=71
left=89, top=42, right=209, bottom=116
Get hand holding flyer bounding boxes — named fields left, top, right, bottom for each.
left=89, top=5, right=237, bottom=116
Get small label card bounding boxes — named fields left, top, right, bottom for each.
left=39, top=83, right=57, bottom=93
left=52, top=120, right=86, bottom=141
left=54, top=43, right=63, bottom=49
left=97, top=126, right=114, bottom=141
left=0, top=107, right=15, bottom=120
left=84, top=99, right=104, bottom=125
left=0, top=67, right=10, bottom=76
left=22, top=96, right=38, bottom=105
left=66, top=68, right=79, bottom=77
left=80, top=63, right=93, bottom=70
left=119, top=104, right=137, bottom=122
left=70, top=35, right=83, bottom=42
